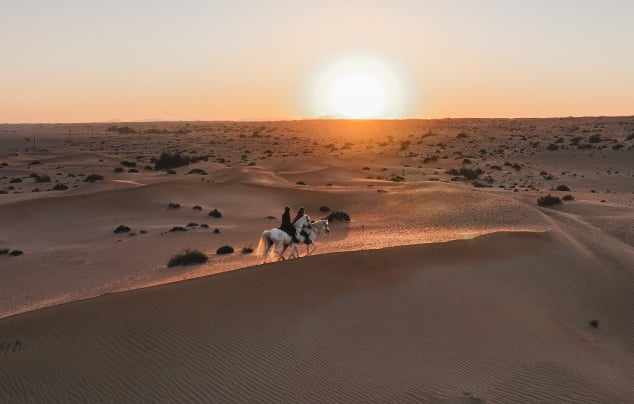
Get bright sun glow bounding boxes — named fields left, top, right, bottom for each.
left=305, top=53, right=413, bottom=119
left=329, top=73, right=386, bottom=118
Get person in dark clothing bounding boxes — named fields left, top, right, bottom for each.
left=292, top=207, right=309, bottom=243
left=280, top=206, right=298, bottom=242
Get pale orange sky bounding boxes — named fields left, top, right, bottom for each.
left=1, top=1, right=633, bottom=122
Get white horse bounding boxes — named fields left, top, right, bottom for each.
left=288, top=219, right=330, bottom=258
left=256, top=218, right=330, bottom=263
left=256, top=215, right=311, bottom=263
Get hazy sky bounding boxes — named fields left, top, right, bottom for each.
left=2, top=0, right=633, bottom=122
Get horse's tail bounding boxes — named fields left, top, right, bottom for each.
left=256, top=230, right=270, bottom=258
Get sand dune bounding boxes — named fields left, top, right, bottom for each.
left=1, top=118, right=633, bottom=401
left=1, top=230, right=632, bottom=403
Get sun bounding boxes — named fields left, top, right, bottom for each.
left=329, top=72, right=386, bottom=118
left=305, top=53, right=413, bottom=119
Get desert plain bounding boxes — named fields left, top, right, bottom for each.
left=1, top=117, right=633, bottom=402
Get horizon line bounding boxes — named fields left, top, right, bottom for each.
left=3, top=114, right=634, bottom=125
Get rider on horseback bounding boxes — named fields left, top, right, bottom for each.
left=292, top=207, right=311, bottom=244
left=279, top=206, right=297, bottom=242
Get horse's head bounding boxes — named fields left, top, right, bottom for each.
left=311, top=219, right=330, bottom=234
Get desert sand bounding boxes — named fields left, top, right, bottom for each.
left=1, top=118, right=633, bottom=402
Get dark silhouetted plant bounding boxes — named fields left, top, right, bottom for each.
left=154, top=152, right=190, bottom=170
left=216, top=245, right=234, bottom=254
left=168, top=249, right=208, bottom=267
left=83, top=174, right=104, bottom=183
left=114, top=225, right=131, bottom=233
left=537, top=194, right=561, bottom=207
left=327, top=211, right=350, bottom=221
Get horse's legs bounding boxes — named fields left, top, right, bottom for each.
left=308, top=243, right=316, bottom=255
left=262, top=237, right=273, bottom=264
left=288, top=243, right=298, bottom=259
left=274, top=241, right=286, bottom=261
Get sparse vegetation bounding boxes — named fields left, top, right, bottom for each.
left=52, top=183, right=68, bottom=191
left=0, top=248, right=9, bottom=255
left=32, top=174, right=51, bottom=183
left=9, top=250, right=23, bottom=256
left=167, top=249, right=208, bottom=267
left=167, top=203, right=181, bottom=209
left=113, top=225, right=131, bottom=233
left=327, top=211, right=350, bottom=221
left=556, top=185, right=571, bottom=191
left=241, top=246, right=254, bottom=254
left=169, top=226, right=187, bottom=232
left=83, top=174, right=104, bottom=183
left=208, top=209, right=222, bottom=218
left=537, top=194, right=562, bottom=207
left=562, top=194, right=574, bottom=201
left=154, top=151, right=191, bottom=170
left=216, top=245, right=234, bottom=254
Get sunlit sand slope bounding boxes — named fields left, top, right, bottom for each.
left=1, top=230, right=632, bottom=403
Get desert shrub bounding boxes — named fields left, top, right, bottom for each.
left=0, top=248, right=9, bottom=254
left=537, top=194, right=561, bottom=207
left=193, top=205, right=203, bottom=210
left=213, top=228, right=221, bottom=234
left=52, top=183, right=68, bottom=191
left=390, top=175, right=405, bottom=182
left=167, top=203, right=181, bottom=209
left=128, top=169, right=138, bottom=173
left=32, top=174, right=51, bottom=183
left=113, top=225, right=131, bottom=233
left=462, top=158, right=471, bottom=164
left=241, top=246, right=254, bottom=254
left=168, top=249, right=208, bottom=267
left=117, top=126, right=136, bottom=134
left=362, top=166, right=370, bottom=170
left=319, top=206, right=331, bottom=212
left=10, top=178, right=22, bottom=183
left=114, top=167, right=124, bottom=173
left=589, top=320, right=599, bottom=328
left=187, top=222, right=199, bottom=227
left=208, top=209, right=222, bottom=218
left=327, top=211, right=350, bottom=221
left=588, top=134, right=602, bottom=143
left=562, top=194, right=574, bottom=201
left=83, top=174, right=104, bottom=183
left=296, top=181, right=306, bottom=185
left=422, top=156, right=438, bottom=164
left=120, top=161, right=136, bottom=167
left=10, top=250, right=23, bottom=256
left=188, top=168, right=207, bottom=175
left=464, top=167, right=483, bottom=179
left=216, top=245, right=234, bottom=255
left=556, top=185, right=571, bottom=191
left=154, top=152, right=190, bottom=170
left=169, top=226, right=187, bottom=232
